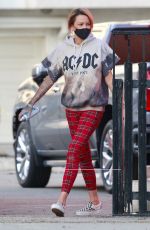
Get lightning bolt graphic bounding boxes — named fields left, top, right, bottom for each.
left=76, top=56, right=82, bottom=68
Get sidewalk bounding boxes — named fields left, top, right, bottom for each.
left=0, top=156, right=111, bottom=217
left=0, top=215, right=150, bottom=230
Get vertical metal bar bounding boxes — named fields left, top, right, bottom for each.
left=113, top=79, right=124, bottom=215
left=112, top=34, right=118, bottom=215
left=117, top=79, right=124, bottom=214
left=112, top=33, right=124, bottom=215
left=138, top=61, right=147, bottom=214
left=124, top=35, right=133, bottom=214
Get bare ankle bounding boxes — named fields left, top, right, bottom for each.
left=91, top=200, right=100, bottom=205
left=58, top=191, right=68, bottom=206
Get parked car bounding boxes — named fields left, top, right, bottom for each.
left=12, top=23, right=150, bottom=192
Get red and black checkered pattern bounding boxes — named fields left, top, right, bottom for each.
left=61, top=109, right=104, bottom=194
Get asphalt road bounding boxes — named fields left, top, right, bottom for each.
left=0, top=157, right=112, bottom=218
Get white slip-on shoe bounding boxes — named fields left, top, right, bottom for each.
left=51, top=202, right=65, bottom=217
left=76, top=201, right=102, bottom=216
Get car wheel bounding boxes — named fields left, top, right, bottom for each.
left=100, top=120, right=113, bottom=193
left=14, top=122, right=51, bottom=187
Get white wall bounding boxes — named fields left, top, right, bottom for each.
left=0, top=26, right=60, bottom=143
left=1, top=0, right=150, bottom=9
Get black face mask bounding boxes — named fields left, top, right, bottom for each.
left=74, top=28, right=91, bottom=40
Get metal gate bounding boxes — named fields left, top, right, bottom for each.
left=112, top=26, right=150, bottom=216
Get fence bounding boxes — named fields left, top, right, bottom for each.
left=112, top=26, right=150, bottom=216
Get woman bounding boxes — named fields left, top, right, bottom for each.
left=19, top=8, right=119, bottom=217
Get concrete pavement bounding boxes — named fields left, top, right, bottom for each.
left=0, top=218, right=150, bottom=230
left=0, top=223, right=150, bottom=230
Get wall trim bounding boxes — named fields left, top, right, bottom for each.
left=0, top=17, right=66, bottom=29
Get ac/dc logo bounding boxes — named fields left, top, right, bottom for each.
left=62, top=53, right=98, bottom=71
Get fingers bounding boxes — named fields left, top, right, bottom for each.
left=18, top=110, right=24, bottom=121
left=18, top=106, right=32, bottom=121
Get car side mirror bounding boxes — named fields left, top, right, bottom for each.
left=32, top=64, right=48, bottom=85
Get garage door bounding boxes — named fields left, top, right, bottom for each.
left=0, top=35, right=45, bottom=143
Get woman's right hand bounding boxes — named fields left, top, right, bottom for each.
left=18, top=104, right=33, bottom=121
left=18, top=75, right=54, bottom=121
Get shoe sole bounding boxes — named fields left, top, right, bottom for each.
left=51, top=208, right=64, bottom=217
left=76, top=210, right=101, bottom=216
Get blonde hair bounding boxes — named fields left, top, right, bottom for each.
left=67, top=8, right=94, bottom=31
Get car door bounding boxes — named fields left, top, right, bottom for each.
left=30, top=77, right=65, bottom=151
left=56, top=77, right=71, bottom=151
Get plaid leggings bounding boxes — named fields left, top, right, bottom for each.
left=61, top=109, right=104, bottom=194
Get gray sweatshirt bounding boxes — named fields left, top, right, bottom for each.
left=41, top=33, right=119, bottom=110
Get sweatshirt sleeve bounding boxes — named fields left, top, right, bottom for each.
left=101, top=41, right=120, bottom=77
left=41, top=47, right=63, bottom=83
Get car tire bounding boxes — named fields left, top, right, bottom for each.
left=100, top=120, right=113, bottom=193
left=14, top=122, right=51, bottom=187
left=100, top=119, right=139, bottom=193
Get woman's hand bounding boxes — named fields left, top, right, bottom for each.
left=18, top=104, right=33, bottom=121
left=18, top=76, right=54, bottom=121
